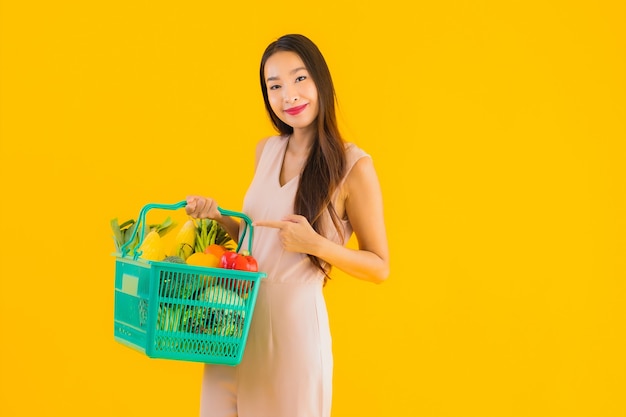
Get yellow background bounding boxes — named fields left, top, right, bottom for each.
left=1, top=1, right=625, bottom=416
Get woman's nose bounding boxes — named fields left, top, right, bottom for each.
left=283, top=86, right=299, bottom=103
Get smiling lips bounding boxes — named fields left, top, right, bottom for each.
left=285, top=104, right=307, bottom=115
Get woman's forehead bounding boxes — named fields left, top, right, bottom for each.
left=265, top=51, right=307, bottom=79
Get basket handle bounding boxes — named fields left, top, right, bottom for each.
left=120, top=200, right=255, bottom=260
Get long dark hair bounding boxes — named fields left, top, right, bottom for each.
left=260, top=34, right=346, bottom=283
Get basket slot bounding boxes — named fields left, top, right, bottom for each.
left=153, top=335, right=242, bottom=360
left=158, top=270, right=208, bottom=300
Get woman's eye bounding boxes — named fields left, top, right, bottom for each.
left=269, top=84, right=281, bottom=90
left=295, top=75, right=307, bottom=82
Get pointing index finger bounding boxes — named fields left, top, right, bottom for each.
left=253, top=220, right=284, bottom=229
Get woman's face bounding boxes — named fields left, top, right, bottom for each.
left=264, top=51, right=319, bottom=131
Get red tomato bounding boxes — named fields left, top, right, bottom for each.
left=219, top=251, right=258, bottom=272
left=219, top=250, right=258, bottom=294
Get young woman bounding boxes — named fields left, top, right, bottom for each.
left=186, top=33, right=389, bottom=417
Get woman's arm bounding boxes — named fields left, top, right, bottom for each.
left=253, top=156, right=390, bottom=284
left=317, top=156, right=389, bottom=283
left=185, top=137, right=272, bottom=242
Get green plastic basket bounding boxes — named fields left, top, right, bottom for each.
left=113, top=201, right=266, bottom=365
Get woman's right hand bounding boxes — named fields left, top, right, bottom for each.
left=185, top=195, right=221, bottom=220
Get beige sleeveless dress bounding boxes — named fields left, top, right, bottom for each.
left=199, top=135, right=370, bottom=417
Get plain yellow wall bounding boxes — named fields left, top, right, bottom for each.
left=1, top=1, right=625, bottom=416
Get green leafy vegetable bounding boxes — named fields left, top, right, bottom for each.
left=156, top=283, right=247, bottom=338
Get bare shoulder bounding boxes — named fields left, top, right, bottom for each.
left=254, top=136, right=275, bottom=169
left=345, top=155, right=377, bottom=188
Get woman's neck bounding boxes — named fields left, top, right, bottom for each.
left=288, top=129, right=315, bottom=157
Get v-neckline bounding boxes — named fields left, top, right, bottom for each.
left=278, top=136, right=300, bottom=188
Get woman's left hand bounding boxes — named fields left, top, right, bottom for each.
left=253, top=215, right=322, bottom=254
